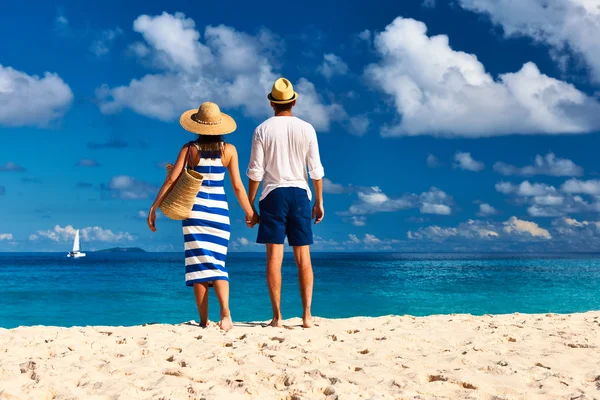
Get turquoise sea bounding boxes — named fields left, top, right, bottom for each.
left=1, top=252, right=599, bottom=329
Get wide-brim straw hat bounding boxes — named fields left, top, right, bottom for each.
left=267, top=77, right=299, bottom=104
left=180, top=102, right=236, bottom=135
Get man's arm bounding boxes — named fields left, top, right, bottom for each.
left=307, top=129, right=325, bottom=224
left=312, top=178, right=324, bottom=224
left=248, top=179, right=261, bottom=210
left=246, top=130, right=264, bottom=223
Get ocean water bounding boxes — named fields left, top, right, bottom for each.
left=1, top=252, right=599, bottom=329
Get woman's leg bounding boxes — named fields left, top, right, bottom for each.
left=212, top=279, right=232, bottom=331
left=193, top=283, right=209, bottom=327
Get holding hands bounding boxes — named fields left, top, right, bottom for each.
left=246, top=209, right=260, bottom=228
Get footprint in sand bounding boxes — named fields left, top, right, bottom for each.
left=428, top=375, right=448, bottom=383
left=270, top=337, right=285, bottom=343
left=163, top=370, right=183, bottom=377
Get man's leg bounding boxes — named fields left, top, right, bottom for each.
left=293, top=245, right=314, bottom=328
left=193, top=283, right=209, bottom=327
left=212, top=279, right=233, bottom=331
left=266, top=243, right=284, bottom=327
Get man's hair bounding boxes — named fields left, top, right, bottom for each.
left=272, top=102, right=294, bottom=113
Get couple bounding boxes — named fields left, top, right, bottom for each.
left=147, top=78, right=325, bottom=331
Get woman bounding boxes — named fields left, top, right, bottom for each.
left=147, top=102, right=258, bottom=331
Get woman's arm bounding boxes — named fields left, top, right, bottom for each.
left=147, top=144, right=189, bottom=232
left=224, top=144, right=258, bottom=227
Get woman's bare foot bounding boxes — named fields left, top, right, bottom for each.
left=200, top=320, right=210, bottom=328
left=268, top=318, right=283, bottom=328
left=303, top=313, right=314, bottom=328
left=218, top=316, right=233, bottom=331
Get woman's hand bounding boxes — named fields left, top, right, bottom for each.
left=147, top=207, right=157, bottom=232
left=246, top=210, right=259, bottom=228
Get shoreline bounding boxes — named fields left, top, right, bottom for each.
left=2, top=309, right=600, bottom=330
left=2, top=312, right=599, bottom=399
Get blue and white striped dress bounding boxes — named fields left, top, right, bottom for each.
left=182, top=149, right=230, bottom=286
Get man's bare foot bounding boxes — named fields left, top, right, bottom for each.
left=303, top=315, right=314, bottom=328
left=268, top=318, right=283, bottom=327
left=200, top=320, right=210, bottom=328
left=218, top=316, right=233, bottom=332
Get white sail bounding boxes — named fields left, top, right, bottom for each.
left=73, top=230, right=80, bottom=253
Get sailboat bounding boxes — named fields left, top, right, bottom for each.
left=67, top=229, right=86, bottom=258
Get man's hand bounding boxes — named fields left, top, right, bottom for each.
left=312, top=203, right=324, bottom=224
left=246, top=209, right=260, bottom=228
left=147, top=207, right=157, bottom=232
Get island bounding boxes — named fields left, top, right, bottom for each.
left=93, top=247, right=147, bottom=253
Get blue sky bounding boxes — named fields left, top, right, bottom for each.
left=1, top=0, right=600, bottom=252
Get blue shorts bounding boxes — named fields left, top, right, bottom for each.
left=257, top=187, right=313, bottom=246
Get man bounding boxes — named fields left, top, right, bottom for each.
left=247, top=77, right=325, bottom=328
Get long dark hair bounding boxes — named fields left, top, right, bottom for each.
left=194, top=135, right=225, bottom=158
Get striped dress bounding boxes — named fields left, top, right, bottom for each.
left=182, top=149, right=230, bottom=286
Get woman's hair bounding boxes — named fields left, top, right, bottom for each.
left=195, top=135, right=225, bottom=156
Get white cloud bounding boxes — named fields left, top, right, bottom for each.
left=30, top=225, right=134, bottom=243
left=90, top=27, right=123, bottom=56
left=0, top=162, right=26, bottom=172
left=477, top=203, right=498, bottom=216
left=347, top=115, right=370, bottom=136
left=410, top=217, right=551, bottom=241
left=454, top=151, right=485, bottom=171
left=347, top=234, right=361, bottom=244
left=419, top=188, right=453, bottom=215
left=323, top=178, right=347, bottom=194
left=422, top=0, right=436, bottom=8
left=458, top=0, right=600, bottom=82
left=97, top=12, right=340, bottom=131
left=348, top=216, right=367, bottom=227
left=409, top=219, right=499, bottom=241
left=365, top=17, right=600, bottom=137
left=318, top=53, right=349, bottom=79
left=343, top=186, right=452, bottom=216
left=494, top=153, right=583, bottom=177
left=75, top=159, right=100, bottom=167
left=103, top=176, right=158, bottom=200
left=0, top=64, right=73, bottom=127
left=0, top=233, right=13, bottom=241
left=495, top=181, right=558, bottom=196
left=495, top=179, right=599, bottom=217
left=503, top=216, right=552, bottom=239
left=357, top=30, right=372, bottom=42
left=364, top=234, right=381, bottom=244
left=561, top=179, right=600, bottom=195
left=56, top=14, right=68, bottom=27
left=427, top=154, right=441, bottom=168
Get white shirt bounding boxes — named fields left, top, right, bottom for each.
left=247, top=116, right=325, bottom=201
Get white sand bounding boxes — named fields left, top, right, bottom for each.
left=1, top=312, right=599, bottom=400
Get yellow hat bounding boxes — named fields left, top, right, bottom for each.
left=179, top=102, right=237, bottom=135
left=267, top=77, right=299, bottom=104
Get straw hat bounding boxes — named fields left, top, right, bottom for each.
left=180, top=102, right=236, bottom=135
left=267, top=78, right=299, bottom=104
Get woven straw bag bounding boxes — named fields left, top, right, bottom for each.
left=159, top=143, right=204, bottom=220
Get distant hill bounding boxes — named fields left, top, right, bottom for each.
left=94, top=247, right=147, bottom=253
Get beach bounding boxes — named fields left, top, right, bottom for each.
left=1, top=312, right=599, bottom=400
